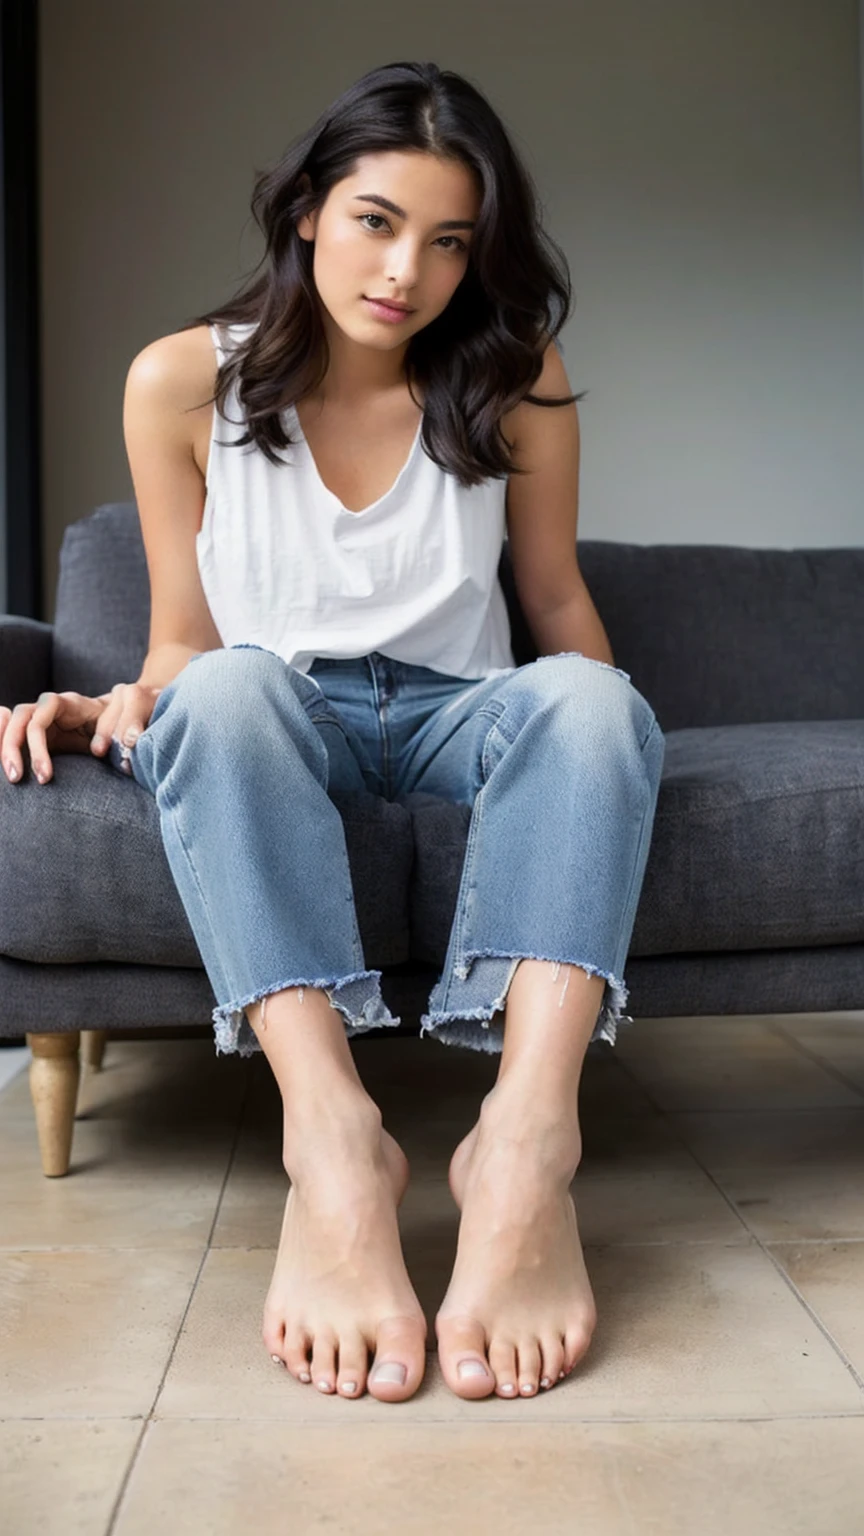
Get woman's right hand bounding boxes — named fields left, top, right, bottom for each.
left=0, top=681, right=163, bottom=784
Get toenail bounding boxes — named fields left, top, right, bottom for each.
left=540, top=1377, right=552, bottom=1389
left=371, top=1362, right=407, bottom=1386
left=457, top=1359, right=489, bottom=1381
left=341, top=1382, right=357, bottom=1394
left=500, top=1383, right=516, bottom=1394
left=520, top=1383, right=536, bottom=1395
left=270, top=1354, right=284, bottom=1366
left=317, top=1380, right=332, bottom=1392
left=299, top=1371, right=312, bottom=1383
left=559, top=1370, right=566, bottom=1379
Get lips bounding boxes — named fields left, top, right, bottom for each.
left=365, top=297, right=415, bottom=313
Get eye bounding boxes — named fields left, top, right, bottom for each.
left=358, top=213, right=390, bottom=233
left=357, top=213, right=467, bottom=253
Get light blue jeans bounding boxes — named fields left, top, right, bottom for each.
left=112, top=645, right=665, bottom=1058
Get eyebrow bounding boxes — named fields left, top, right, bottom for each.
left=352, top=193, right=476, bottom=231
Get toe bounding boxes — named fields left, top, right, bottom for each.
left=516, top=1339, right=542, bottom=1397
left=436, top=1315, right=495, bottom=1398
left=367, top=1315, right=427, bottom=1402
left=262, top=1317, right=285, bottom=1362
left=539, top=1335, right=565, bottom=1391
left=310, top=1331, right=338, bottom=1394
left=487, top=1338, right=519, bottom=1398
left=336, top=1331, right=370, bottom=1398
left=563, top=1320, right=595, bottom=1375
left=282, top=1327, right=313, bottom=1384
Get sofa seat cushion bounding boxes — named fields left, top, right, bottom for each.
left=0, top=758, right=414, bottom=967
left=404, top=719, right=864, bottom=962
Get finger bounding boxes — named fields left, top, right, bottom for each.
left=91, top=699, right=123, bottom=754
left=107, top=684, right=134, bottom=749
left=1, top=705, right=18, bottom=781
left=113, top=683, right=160, bottom=751
left=28, top=692, right=58, bottom=782
left=4, top=701, right=36, bottom=780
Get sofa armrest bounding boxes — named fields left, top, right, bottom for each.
left=0, top=616, right=54, bottom=708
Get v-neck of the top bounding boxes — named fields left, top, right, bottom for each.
left=287, top=404, right=423, bottom=517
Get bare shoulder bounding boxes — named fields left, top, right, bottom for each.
left=500, top=337, right=575, bottom=454
left=125, top=325, right=218, bottom=477
left=501, top=337, right=578, bottom=468
left=127, top=324, right=216, bottom=405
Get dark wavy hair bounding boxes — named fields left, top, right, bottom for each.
left=182, top=60, right=585, bottom=487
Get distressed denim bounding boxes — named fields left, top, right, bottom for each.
left=110, top=644, right=665, bottom=1058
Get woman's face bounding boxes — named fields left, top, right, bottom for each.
left=297, top=150, right=480, bottom=352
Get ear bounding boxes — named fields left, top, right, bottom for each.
left=296, top=173, right=317, bottom=242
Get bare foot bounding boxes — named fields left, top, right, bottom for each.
left=263, top=1110, right=428, bottom=1401
left=436, top=1088, right=596, bottom=1399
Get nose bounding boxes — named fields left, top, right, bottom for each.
left=383, top=236, right=421, bottom=293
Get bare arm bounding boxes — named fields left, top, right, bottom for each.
left=123, top=329, right=224, bottom=691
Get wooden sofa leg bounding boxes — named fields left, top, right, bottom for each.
left=81, top=1029, right=108, bottom=1071
left=26, top=1032, right=81, bottom=1178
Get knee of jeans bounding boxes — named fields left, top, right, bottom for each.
left=521, top=652, right=630, bottom=709
left=168, top=644, right=286, bottom=712
left=523, top=653, right=660, bottom=747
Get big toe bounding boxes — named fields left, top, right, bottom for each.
left=436, top=1315, right=495, bottom=1399
left=367, top=1315, right=427, bottom=1402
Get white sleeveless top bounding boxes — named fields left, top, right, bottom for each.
left=196, top=322, right=516, bottom=681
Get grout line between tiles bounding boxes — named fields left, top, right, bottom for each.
left=663, top=1126, right=864, bottom=1398
left=615, top=1015, right=864, bottom=1114
left=205, top=1237, right=756, bottom=1251
left=103, top=1061, right=255, bottom=1536
left=596, top=1070, right=759, bottom=1245
left=610, top=1033, right=864, bottom=1394
left=756, top=1245, right=864, bottom=1395
left=762, top=1237, right=864, bottom=1248
left=765, top=1019, right=864, bottom=1102
left=140, top=1409, right=864, bottom=1426
left=6, top=1406, right=864, bottom=1426
left=596, top=1104, right=864, bottom=1116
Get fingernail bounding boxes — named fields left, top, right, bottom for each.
left=6, top=764, right=17, bottom=780
left=371, top=1362, right=406, bottom=1386
left=92, top=734, right=105, bottom=749
left=124, top=728, right=139, bottom=745
left=457, top=1359, right=489, bottom=1381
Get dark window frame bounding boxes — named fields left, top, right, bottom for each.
left=1, top=0, right=42, bottom=620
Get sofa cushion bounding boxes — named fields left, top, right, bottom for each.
left=404, top=718, right=864, bottom=961
left=0, top=758, right=413, bottom=968
left=52, top=505, right=864, bottom=731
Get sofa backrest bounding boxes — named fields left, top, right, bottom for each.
left=52, top=502, right=864, bottom=730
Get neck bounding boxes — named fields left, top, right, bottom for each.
left=315, top=306, right=412, bottom=406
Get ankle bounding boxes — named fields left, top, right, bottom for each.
left=281, top=1085, right=384, bottom=1178
left=476, top=1083, right=583, bottom=1178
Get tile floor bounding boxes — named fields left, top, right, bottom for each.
left=2, top=1010, right=864, bottom=1535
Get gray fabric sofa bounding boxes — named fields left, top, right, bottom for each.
left=2, top=504, right=863, bottom=1175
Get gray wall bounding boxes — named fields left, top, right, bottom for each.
left=39, top=0, right=864, bottom=620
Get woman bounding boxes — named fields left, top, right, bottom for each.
left=0, top=61, right=665, bottom=1406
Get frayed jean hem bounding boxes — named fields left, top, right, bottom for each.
left=418, top=954, right=632, bottom=1055
left=212, top=968, right=401, bottom=1057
